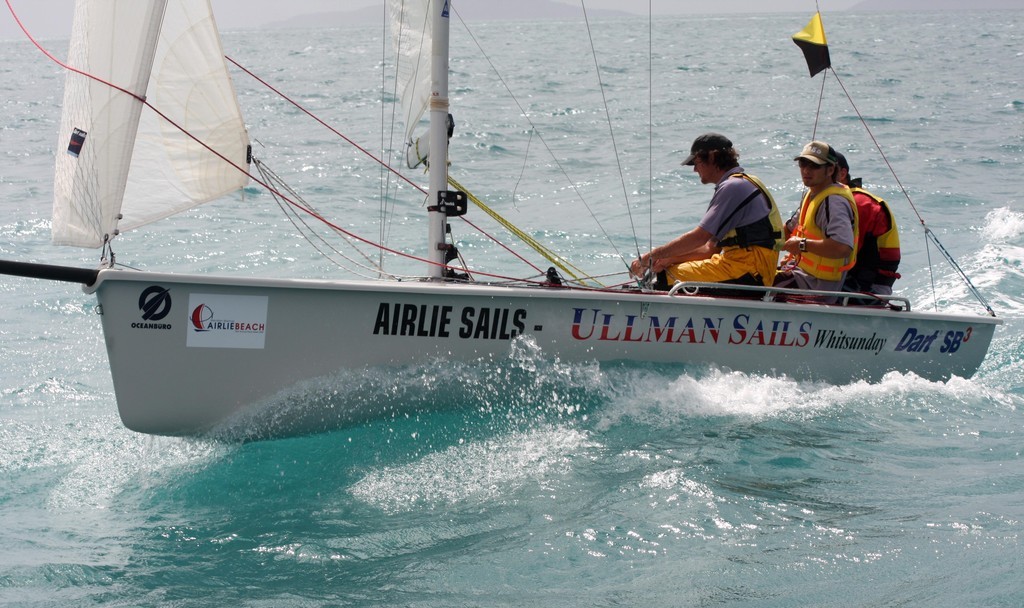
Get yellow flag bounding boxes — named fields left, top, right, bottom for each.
left=793, top=13, right=831, bottom=77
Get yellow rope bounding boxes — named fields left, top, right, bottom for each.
left=447, top=175, right=603, bottom=286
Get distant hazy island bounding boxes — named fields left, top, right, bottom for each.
left=851, top=0, right=1018, bottom=8
left=264, top=0, right=1020, bottom=29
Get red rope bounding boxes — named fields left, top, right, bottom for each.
left=225, top=55, right=428, bottom=196
left=5, top=0, right=144, bottom=103
left=5, top=0, right=576, bottom=286
left=225, top=55, right=545, bottom=275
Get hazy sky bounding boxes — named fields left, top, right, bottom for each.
left=2, top=0, right=856, bottom=41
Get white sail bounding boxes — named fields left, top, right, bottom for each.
left=52, top=0, right=250, bottom=248
left=52, top=0, right=168, bottom=247
left=388, top=0, right=433, bottom=146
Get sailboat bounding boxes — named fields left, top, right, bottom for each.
left=0, top=0, right=1001, bottom=437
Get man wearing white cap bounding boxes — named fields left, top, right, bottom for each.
left=776, top=140, right=859, bottom=302
left=630, top=133, right=783, bottom=291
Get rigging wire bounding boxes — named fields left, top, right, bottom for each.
left=810, top=68, right=827, bottom=140
left=7, top=0, right=533, bottom=284
left=253, top=158, right=396, bottom=279
left=801, top=6, right=994, bottom=316
left=232, top=53, right=580, bottom=282
left=381, top=1, right=604, bottom=284
left=379, top=4, right=393, bottom=275
left=381, top=0, right=431, bottom=272
left=225, top=55, right=423, bottom=196
left=647, top=0, right=654, bottom=266
left=825, top=67, right=995, bottom=317
left=231, top=50, right=597, bottom=283
left=579, top=1, right=640, bottom=265
left=510, top=128, right=534, bottom=210
left=14, top=0, right=993, bottom=313
left=448, top=5, right=631, bottom=272
left=448, top=175, right=595, bottom=283
left=13, top=6, right=620, bottom=289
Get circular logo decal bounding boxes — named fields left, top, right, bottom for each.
left=139, top=286, right=172, bottom=321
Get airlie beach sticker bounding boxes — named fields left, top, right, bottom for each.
left=186, top=293, right=268, bottom=349
left=67, top=128, right=87, bottom=157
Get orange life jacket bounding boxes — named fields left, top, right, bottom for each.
left=790, top=186, right=859, bottom=282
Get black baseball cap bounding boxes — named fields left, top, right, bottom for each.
left=833, top=150, right=849, bottom=171
left=682, top=133, right=732, bottom=166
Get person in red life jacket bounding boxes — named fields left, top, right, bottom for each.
left=629, top=133, right=784, bottom=292
left=833, top=150, right=902, bottom=301
left=775, top=140, right=858, bottom=303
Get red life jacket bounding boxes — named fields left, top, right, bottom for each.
left=848, top=187, right=901, bottom=289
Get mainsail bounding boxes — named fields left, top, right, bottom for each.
left=388, top=0, right=433, bottom=161
left=52, top=0, right=250, bottom=248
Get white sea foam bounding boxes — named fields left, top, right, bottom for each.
left=2, top=10, right=1023, bottom=606
left=982, top=207, right=1024, bottom=242
left=349, top=425, right=597, bottom=513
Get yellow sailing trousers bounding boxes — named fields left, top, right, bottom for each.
left=665, top=246, right=778, bottom=287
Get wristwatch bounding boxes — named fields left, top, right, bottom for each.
left=799, top=238, right=807, bottom=252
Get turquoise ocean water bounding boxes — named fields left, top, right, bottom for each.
left=2, top=8, right=1024, bottom=606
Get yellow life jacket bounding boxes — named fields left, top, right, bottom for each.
left=791, top=185, right=859, bottom=281
left=716, top=173, right=786, bottom=252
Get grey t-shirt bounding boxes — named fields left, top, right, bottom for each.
left=698, top=168, right=772, bottom=243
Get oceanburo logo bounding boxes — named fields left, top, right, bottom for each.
left=138, top=286, right=172, bottom=321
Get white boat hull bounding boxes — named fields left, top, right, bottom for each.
left=87, top=269, right=1000, bottom=437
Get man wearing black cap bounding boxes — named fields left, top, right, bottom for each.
left=833, top=151, right=902, bottom=299
left=629, top=133, right=783, bottom=291
left=776, top=140, right=858, bottom=302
